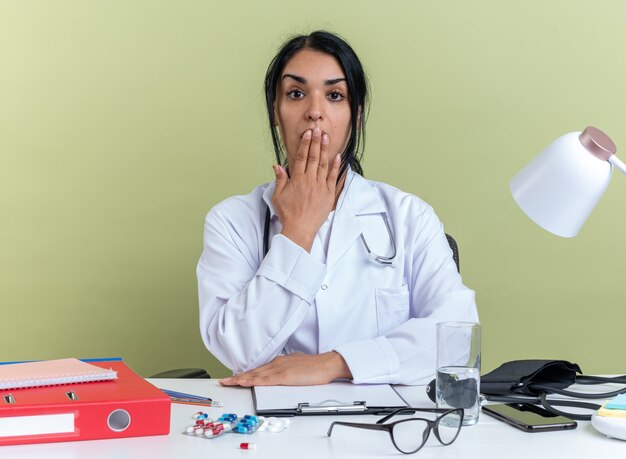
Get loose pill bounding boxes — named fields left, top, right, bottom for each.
left=240, top=442, right=257, bottom=450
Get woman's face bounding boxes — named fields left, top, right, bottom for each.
left=274, top=49, right=352, bottom=168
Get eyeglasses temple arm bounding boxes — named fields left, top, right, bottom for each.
left=327, top=421, right=388, bottom=437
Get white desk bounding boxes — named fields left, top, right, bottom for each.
left=2, top=379, right=624, bottom=459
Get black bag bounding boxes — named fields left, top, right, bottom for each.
left=480, top=359, right=626, bottom=420
left=481, top=359, right=581, bottom=396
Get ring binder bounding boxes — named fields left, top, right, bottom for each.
left=0, top=360, right=170, bottom=446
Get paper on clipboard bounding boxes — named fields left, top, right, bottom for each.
left=253, top=381, right=408, bottom=416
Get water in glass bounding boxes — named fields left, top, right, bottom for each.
left=436, top=366, right=480, bottom=426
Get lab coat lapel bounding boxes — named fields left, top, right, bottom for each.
left=326, top=172, right=386, bottom=270
left=261, top=181, right=277, bottom=217
left=325, top=208, right=362, bottom=270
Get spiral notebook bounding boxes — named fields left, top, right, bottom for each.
left=0, top=358, right=117, bottom=390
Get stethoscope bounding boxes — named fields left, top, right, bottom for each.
left=262, top=206, right=397, bottom=265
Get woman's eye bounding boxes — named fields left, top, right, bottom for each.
left=328, top=91, right=344, bottom=101
left=287, top=90, right=304, bottom=99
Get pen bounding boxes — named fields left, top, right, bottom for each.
left=169, top=397, right=223, bottom=407
left=160, top=389, right=212, bottom=401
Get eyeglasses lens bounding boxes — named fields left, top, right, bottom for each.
left=437, top=410, right=463, bottom=444
left=391, top=419, right=430, bottom=454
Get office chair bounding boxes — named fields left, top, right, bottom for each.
left=445, top=233, right=460, bottom=273
left=150, top=368, right=211, bottom=379
left=152, top=234, right=460, bottom=379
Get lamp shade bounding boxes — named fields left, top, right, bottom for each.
left=510, top=127, right=617, bottom=237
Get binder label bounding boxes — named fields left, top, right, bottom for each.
left=0, top=413, right=74, bottom=437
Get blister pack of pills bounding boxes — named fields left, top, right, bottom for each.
left=183, top=412, right=263, bottom=439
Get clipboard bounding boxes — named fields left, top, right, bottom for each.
left=252, top=381, right=409, bottom=416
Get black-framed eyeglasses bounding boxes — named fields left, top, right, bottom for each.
left=327, top=407, right=464, bottom=455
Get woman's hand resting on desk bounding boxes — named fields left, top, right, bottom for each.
left=219, top=351, right=352, bottom=387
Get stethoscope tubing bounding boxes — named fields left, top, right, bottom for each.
left=262, top=205, right=397, bottom=265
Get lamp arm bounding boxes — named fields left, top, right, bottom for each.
left=609, top=155, right=626, bottom=176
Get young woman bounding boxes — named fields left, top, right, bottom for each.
left=197, top=31, right=478, bottom=386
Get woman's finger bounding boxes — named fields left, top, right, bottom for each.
left=327, top=153, right=341, bottom=188
left=273, top=164, right=288, bottom=194
left=291, top=129, right=312, bottom=177
left=219, top=368, right=273, bottom=387
left=316, top=133, right=330, bottom=182
left=305, top=127, right=322, bottom=175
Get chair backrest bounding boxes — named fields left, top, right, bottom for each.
left=445, top=233, right=460, bottom=273
left=149, top=368, right=211, bottom=378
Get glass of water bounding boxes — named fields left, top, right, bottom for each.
left=436, top=321, right=481, bottom=426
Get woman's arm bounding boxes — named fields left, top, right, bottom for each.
left=334, top=205, right=478, bottom=385
left=198, top=128, right=341, bottom=375
left=198, top=210, right=326, bottom=373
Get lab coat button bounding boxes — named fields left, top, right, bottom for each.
left=321, top=284, right=328, bottom=290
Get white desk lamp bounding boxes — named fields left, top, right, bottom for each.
left=510, top=126, right=626, bottom=237
left=510, top=126, right=626, bottom=440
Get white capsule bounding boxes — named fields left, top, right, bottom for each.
left=204, top=429, right=215, bottom=437
left=194, top=427, right=204, bottom=435
left=185, top=425, right=195, bottom=433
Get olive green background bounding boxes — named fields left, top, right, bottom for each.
left=1, top=1, right=625, bottom=379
